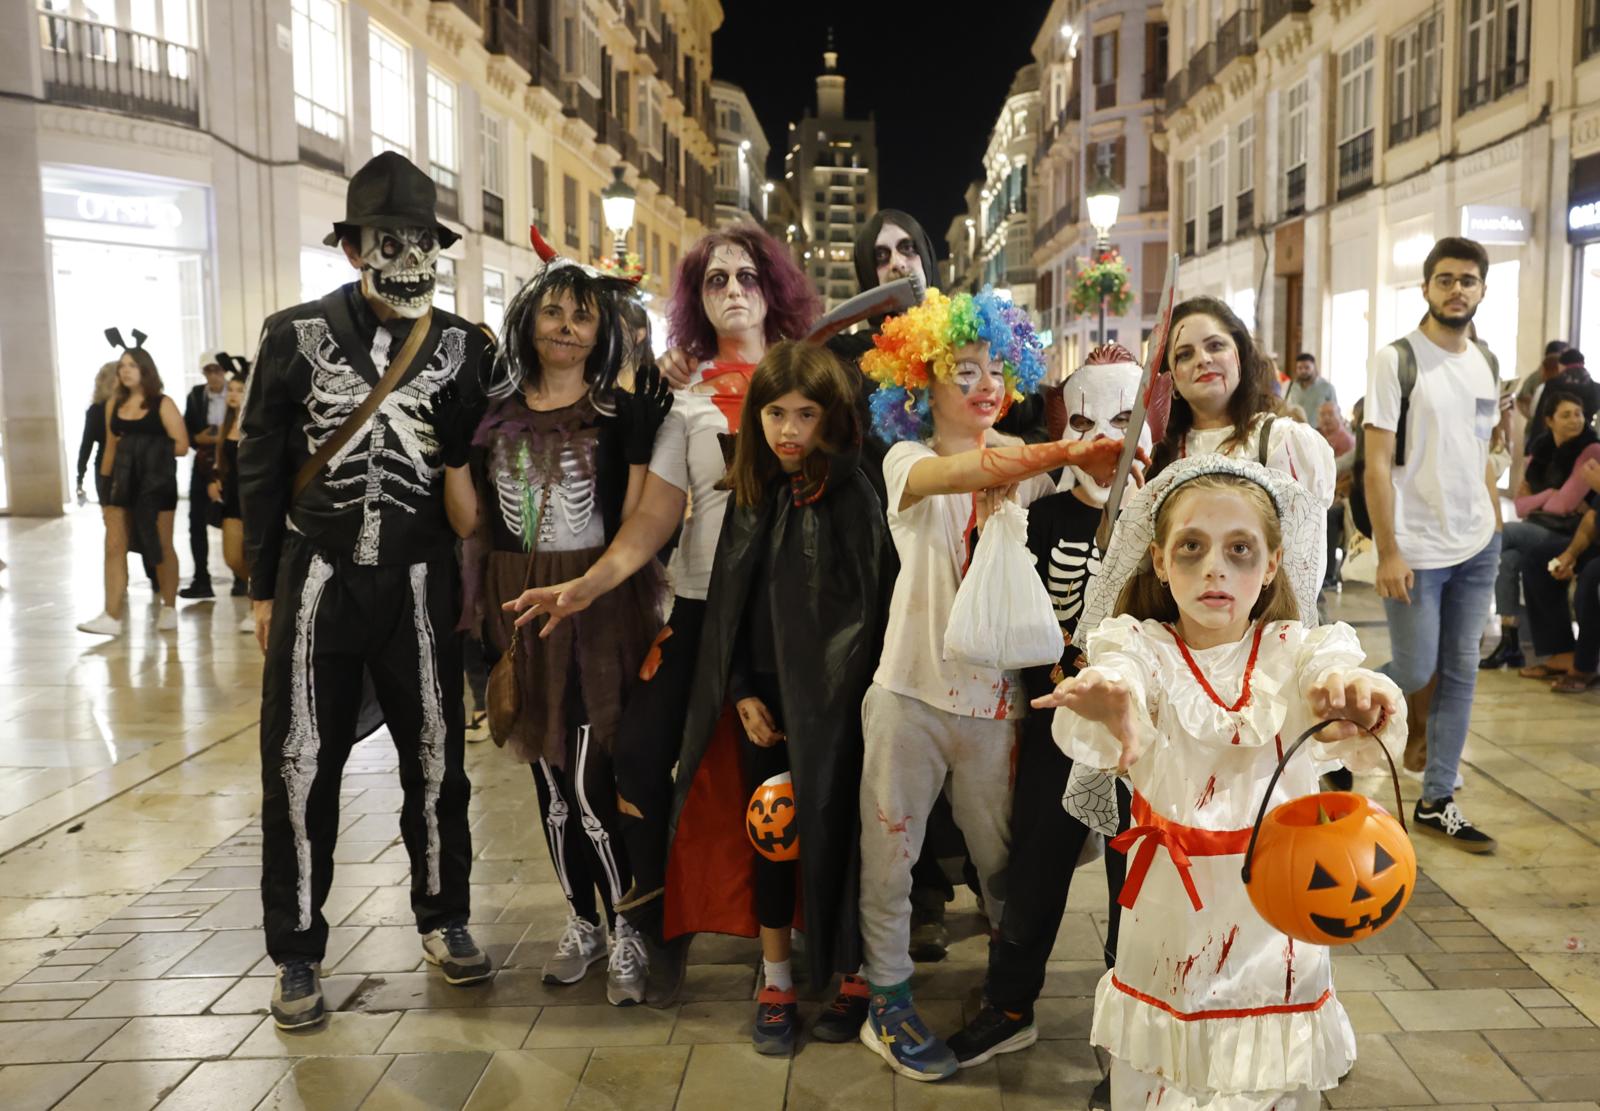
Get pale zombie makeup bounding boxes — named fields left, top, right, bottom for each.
left=931, top=342, right=1006, bottom=436
left=532, top=289, right=599, bottom=371
left=873, top=221, right=925, bottom=288
left=760, top=389, right=823, bottom=473
left=1169, top=315, right=1241, bottom=420
left=1152, top=486, right=1279, bottom=647
left=1063, top=359, right=1151, bottom=505
left=702, top=244, right=767, bottom=337
left=357, top=226, right=441, bottom=318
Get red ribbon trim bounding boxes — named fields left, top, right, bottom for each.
left=1110, top=975, right=1333, bottom=1022
left=1109, top=792, right=1253, bottom=913
left=1166, top=621, right=1265, bottom=712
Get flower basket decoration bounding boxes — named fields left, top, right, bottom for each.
left=1069, top=250, right=1135, bottom=317
left=599, top=252, right=646, bottom=282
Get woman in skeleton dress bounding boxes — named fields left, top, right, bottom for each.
left=504, top=225, right=821, bottom=1003
left=453, top=236, right=673, bottom=1004
left=1044, top=458, right=1406, bottom=1110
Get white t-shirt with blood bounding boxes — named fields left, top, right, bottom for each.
left=873, top=438, right=1054, bottom=720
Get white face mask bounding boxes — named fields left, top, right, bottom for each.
left=358, top=226, right=441, bottom=318
left=1061, top=360, right=1152, bottom=505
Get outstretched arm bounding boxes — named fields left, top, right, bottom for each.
left=898, top=437, right=1121, bottom=511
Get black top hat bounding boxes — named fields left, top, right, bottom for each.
left=323, top=151, right=460, bottom=249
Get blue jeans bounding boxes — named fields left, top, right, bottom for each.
left=1380, top=534, right=1501, bottom=803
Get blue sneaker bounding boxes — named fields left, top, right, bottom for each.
left=751, top=985, right=798, bottom=1055
left=859, top=992, right=958, bottom=1082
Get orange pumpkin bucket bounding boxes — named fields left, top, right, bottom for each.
left=1241, top=721, right=1417, bottom=946
left=746, top=772, right=800, bottom=863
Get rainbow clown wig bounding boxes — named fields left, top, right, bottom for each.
left=860, top=286, right=1048, bottom=443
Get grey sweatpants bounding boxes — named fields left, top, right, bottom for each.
left=858, top=683, right=1018, bottom=986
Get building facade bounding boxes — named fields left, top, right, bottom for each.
left=710, top=79, right=771, bottom=228
left=972, top=65, right=1042, bottom=313
left=1163, top=0, right=1600, bottom=406
left=785, top=44, right=878, bottom=309
left=3, top=0, right=719, bottom=515
left=1031, top=0, right=1171, bottom=380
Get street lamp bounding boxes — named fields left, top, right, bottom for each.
left=600, top=165, right=636, bottom=260
left=1085, top=163, right=1122, bottom=343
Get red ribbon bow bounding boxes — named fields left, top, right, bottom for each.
left=1110, top=824, right=1203, bottom=912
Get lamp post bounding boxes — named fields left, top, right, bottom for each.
left=1085, top=163, right=1122, bottom=344
left=600, top=165, right=637, bottom=261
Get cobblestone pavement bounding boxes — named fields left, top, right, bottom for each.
left=1, top=512, right=1598, bottom=1109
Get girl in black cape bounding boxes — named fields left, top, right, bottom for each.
left=664, top=340, right=894, bottom=1056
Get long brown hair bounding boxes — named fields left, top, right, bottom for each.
left=728, top=340, right=859, bottom=507
left=1113, top=474, right=1298, bottom=627
left=215, top=370, right=249, bottom=481
left=112, top=349, right=163, bottom=411
left=1151, top=297, right=1273, bottom=475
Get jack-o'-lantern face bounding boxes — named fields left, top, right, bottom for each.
left=1244, top=791, right=1417, bottom=946
left=746, top=773, right=799, bottom=863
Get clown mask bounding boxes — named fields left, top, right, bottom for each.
left=357, top=227, right=441, bottom=318
left=1060, top=345, right=1151, bottom=504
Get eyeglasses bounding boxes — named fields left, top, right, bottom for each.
left=1430, top=274, right=1482, bottom=292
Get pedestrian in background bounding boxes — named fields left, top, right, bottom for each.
left=180, top=354, right=229, bottom=599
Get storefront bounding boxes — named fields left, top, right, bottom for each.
left=1568, top=152, right=1600, bottom=357
left=42, top=165, right=212, bottom=486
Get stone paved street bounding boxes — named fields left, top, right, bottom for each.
left=1, top=512, right=1599, bottom=1109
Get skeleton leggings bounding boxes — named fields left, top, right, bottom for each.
left=259, top=535, right=472, bottom=963
left=531, top=668, right=631, bottom=928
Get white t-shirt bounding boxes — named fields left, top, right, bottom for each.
left=1364, top=330, right=1497, bottom=569
left=647, top=360, right=743, bottom=601
left=873, top=439, right=1054, bottom=719
left=1182, top=412, right=1336, bottom=510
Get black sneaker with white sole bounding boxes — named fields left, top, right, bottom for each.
left=947, top=1003, right=1038, bottom=1068
left=1414, top=796, right=1496, bottom=854
left=271, top=960, right=325, bottom=1030
left=421, top=922, right=493, bottom=984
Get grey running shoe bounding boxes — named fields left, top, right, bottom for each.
left=421, top=922, right=492, bottom=984
left=271, top=960, right=325, bottom=1030
left=606, top=919, right=648, bottom=1006
left=542, top=915, right=605, bottom=985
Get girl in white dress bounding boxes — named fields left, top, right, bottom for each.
left=1036, top=457, right=1406, bottom=1111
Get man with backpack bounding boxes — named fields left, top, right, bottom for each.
left=1361, top=236, right=1500, bottom=853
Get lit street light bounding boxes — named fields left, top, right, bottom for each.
left=1086, top=162, right=1122, bottom=344
left=600, top=165, right=636, bottom=260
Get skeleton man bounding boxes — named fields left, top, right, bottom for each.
left=239, top=152, right=493, bottom=1032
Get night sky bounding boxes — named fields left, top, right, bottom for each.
left=710, top=1, right=1055, bottom=256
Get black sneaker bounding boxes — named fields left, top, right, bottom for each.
left=271, top=960, right=325, bottom=1030
left=908, top=902, right=949, bottom=963
left=179, top=580, right=214, bottom=600
left=1414, top=796, right=1496, bottom=854
left=811, top=974, right=870, bottom=1042
left=421, top=922, right=493, bottom=984
left=752, top=985, right=798, bottom=1055
left=1089, top=1072, right=1112, bottom=1109
left=947, top=1003, right=1038, bottom=1068
left=231, top=578, right=250, bottom=597
left=1321, top=767, right=1354, bottom=792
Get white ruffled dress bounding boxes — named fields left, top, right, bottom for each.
left=1054, top=615, right=1406, bottom=1111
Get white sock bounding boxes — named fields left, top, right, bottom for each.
left=763, top=958, right=793, bottom=993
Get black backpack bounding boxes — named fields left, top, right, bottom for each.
left=1349, top=337, right=1499, bottom=538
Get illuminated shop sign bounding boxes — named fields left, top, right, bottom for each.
left=1459, top=205, right=1530, bottom=245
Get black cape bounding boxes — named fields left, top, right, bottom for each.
left=663, top=449, right=894, bottom=985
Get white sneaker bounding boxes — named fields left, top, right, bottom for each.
left=606, top=919, right=648, bottom=1006
left=541, top=915, right=606, bottom=985
left=238, top=615, right=257, bottom=634
left=76, top=613, right=123, bottom=636
left=156, top=607, right=178, bottom=631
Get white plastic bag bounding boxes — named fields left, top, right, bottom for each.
left=943, top=499, right=1062, bottom=670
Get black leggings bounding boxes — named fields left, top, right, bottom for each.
left=736, top=672, right=798, bottom=930
left=530, top=671, right=630, bottom=929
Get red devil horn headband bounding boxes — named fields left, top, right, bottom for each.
left=529, top=225, right=557, bottom=262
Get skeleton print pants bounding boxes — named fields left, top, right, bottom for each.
left=259, top=535, right=472, bottom=964
left=530, top=668, right=630, bottom=929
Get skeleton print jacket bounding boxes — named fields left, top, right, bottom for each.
left=239, top=283, right=490, bottom=600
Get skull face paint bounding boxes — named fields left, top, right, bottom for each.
left=358, top=226, right=441, bottom=318
left=1061, top=347, right=1151, bottom=505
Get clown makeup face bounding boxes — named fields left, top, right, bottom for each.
left=532, top=288, right=599, bottom=374
left=1062, top=359, right=1151, bottom=505
left=349, top=226, right=441, bottom=318
left=1151, top=486, right=1280, bottom=649
left=1170, top=314, right=1241, bottom=427
left=702, top=244, right=767, bottom=339
left=929, top=341, right=1006, bottom=441
left=873, top=221, right=926, bottom=288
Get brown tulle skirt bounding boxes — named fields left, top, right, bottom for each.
left=482, top=547, right=663, bottom=769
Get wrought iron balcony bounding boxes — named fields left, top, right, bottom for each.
left=1143, top=69, right=1164, bottom=101
left=1165, top=72, right=1187, bottom=112
left=1586, top=0, right=1600, bottom=61
left=1284, top=163, right=1306, bottom=217
left=1214, top=8, right=1258, bottom=70
left=1186, top=44, right=1214, bottom=95
left=37, top=10, right=199, bottom=128
left=1262, top=0, right=1313, bottom=35
left=1207, top=205, right=1224, bottom=247
left=1095, top=81, right=1116, bottom=110
left=1183, top=218, right=1197, bottom=256
left=483, top=190, right=505, bottom=240
left=1235, top=188, right=1254, bottom=232
left=1336, top=130, right=1374, bottom=199
left=436, top=0, right=485, bottom=23
left=485, top=7, right=536, bottom=78
left=1140, top=182, right=1170, bottom=212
